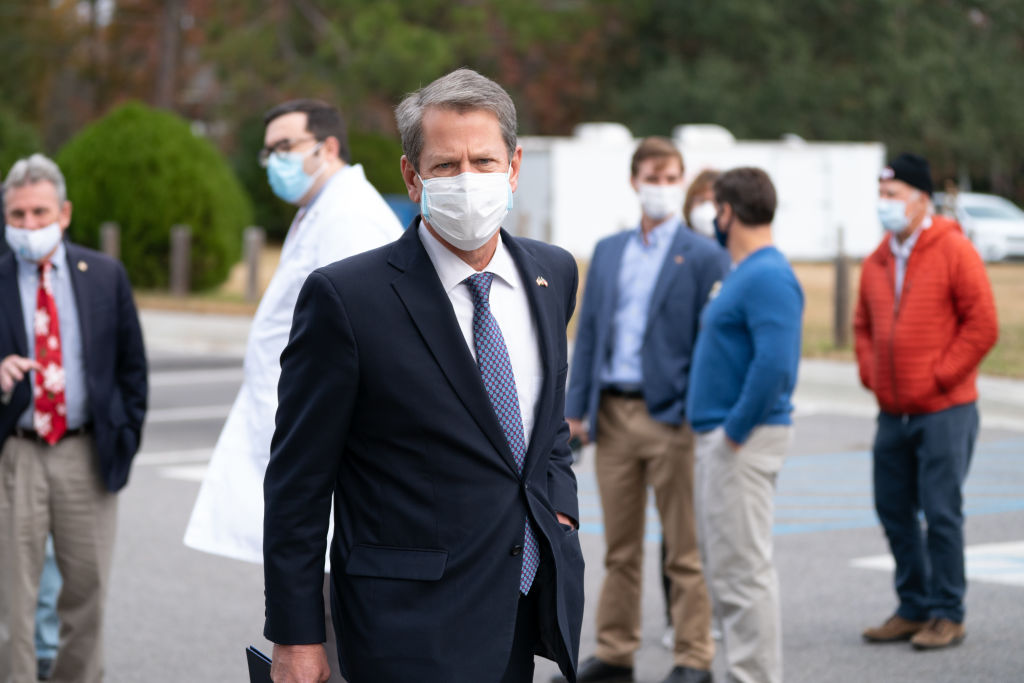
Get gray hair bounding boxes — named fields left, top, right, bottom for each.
left=3, top=154, right=68, bottom=204
left=395, top=68, right=517, bottom=172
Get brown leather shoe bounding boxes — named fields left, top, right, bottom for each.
left=910, top=618, right=966, bottom=650
left=862, top=614, right=928, bottom=642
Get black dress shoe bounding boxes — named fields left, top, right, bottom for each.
left=661, top=665, right=713, bottom=683
left=550, top=655, right=634, bottom=682
left=37, top=658, right=54, bottom=681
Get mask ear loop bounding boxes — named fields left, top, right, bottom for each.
left=305, top=141, right=328, bottom=184
left=505, top=163, right=514, bottom=211
left=416, top=174, right=431, bottom=223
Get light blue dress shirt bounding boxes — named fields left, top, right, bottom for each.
left=16, top=242, right=89, bottom=430
left=600, top=216, right=680, bottom=387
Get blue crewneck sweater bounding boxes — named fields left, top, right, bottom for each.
left=686, top=246, right=804, bottom=443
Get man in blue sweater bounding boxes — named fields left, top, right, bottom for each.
left=687, top=167, right=803, bottom=683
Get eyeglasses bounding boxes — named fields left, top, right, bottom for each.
left=258, top=136, right=318, bottom=167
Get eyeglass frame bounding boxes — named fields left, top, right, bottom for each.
left=258, top=136, right=320, bottom=168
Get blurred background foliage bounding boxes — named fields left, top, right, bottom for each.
left=57, top=102, right=251, bottom=289
left=1, top=0, right=1022, bottom=259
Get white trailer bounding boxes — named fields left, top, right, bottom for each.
left=507, top=123, right=887, bottom=261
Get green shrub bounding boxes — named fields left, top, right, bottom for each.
left=0, top=108, right=45, bottom=177
left=57, top=102, right=253, bottom=291
left=349, top=131, right=406, bottom=195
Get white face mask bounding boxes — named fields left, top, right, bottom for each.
left=5, top=223, right=63, bottom=262
left=638, top=183, right=684, bottom=221
left=419, top=167, right=513, bottom=251
left=688, top=200, right=717, bottom=236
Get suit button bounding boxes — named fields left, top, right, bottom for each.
left=510, top=544, right=523, bottom=556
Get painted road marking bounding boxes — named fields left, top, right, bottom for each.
left=576, top=439, right=1024, bottom=541
left=146, top=405, right=233, bottom=423
left=157, top=465, right=209, bottom=482
left=852, top=541, right=1024, bottom=587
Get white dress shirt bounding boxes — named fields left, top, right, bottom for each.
left=418, top=224, right=543, bottom=446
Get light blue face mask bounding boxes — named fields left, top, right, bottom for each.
left=878, top=198, right=909, bottom=233
left=266, top=142, right=324, bottom=204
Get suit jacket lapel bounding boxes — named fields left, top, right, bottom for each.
left=0, top=253, right=28, bottom=355
left=388, top=224, right=521, bottom=475
left=503, top=234, right=556, bottom=478
left=64, top=244, right=94, bottom=361
left=645, top=224, right=690, bottom=334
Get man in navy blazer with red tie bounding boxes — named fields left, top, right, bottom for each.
left=0, top=153, right=147, bottom=683
left=263, top=69, right=584, bottom=683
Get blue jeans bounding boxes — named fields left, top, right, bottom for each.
left=36, top=535, right=62, bottom=660
left=872, top=402, right=978, bottom=623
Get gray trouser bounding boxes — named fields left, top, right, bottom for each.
left=0, top=434, right=117, bottom=683
left=695, top=425, right=791, bottom=683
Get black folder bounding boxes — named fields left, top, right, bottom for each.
left=246, top=645, right=273, bottom=683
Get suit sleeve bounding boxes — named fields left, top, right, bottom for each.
left=564, top=245, right=601, bottom=421
left=114, top=263, right=147, bottom=436
left=934, top=239, right=998, bottom=390
left=548, top=253, right=580, bottom=523
left=264, top=270, right=358, bottom=645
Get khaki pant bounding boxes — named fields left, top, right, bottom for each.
left=695, top=425, right=791, bottom=683
left=593, top=395, right=713, bottom=669
left=0, top=434, right=117, bottom=683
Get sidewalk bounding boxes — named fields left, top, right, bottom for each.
left=139, top=309, right=1024, bottom=430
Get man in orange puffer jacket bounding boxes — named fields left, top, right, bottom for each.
left=855, top=153, right=997, bottom=652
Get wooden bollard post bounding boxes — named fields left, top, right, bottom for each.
left=170, top=224, right=191, bottom=297
left=100, top=221, right=120, bottom=261
left=243, top=226, right=265, bottom=303
left=833, top=225, right=851, bottom=349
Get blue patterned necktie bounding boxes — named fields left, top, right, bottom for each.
left=464, top=272, right=540, bottom=595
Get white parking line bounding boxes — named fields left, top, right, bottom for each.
left=146, top=405, right=232, bottom=423
left=135, top=449, right=212, bottom=466
left=158, top=464, right=209, bottom=482
left=149, top=368, right=245, bottom=387
left=852, top=541, right=1024, bottom=587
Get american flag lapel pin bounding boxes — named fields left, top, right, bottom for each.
left=536, top=276, right=548, bottom=288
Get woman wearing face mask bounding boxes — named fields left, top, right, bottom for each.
left=683, top=170, right=720, bottom=238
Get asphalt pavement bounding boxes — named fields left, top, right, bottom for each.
left=96, top=311, right=1024, bottom=682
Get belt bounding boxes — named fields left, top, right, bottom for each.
left=601, top=385, right=644, bottom=400
left=13, top=424, right=92, bottom=444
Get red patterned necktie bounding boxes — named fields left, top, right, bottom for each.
left=33, top=261, right=67, bottom=445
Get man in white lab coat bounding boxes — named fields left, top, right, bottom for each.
left=184, top=100, right=402, bottom=678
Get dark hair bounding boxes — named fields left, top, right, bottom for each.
left=263, top=99, right=351, bottom=163
left=683, top=169, right=720, bottom=223
left=630, top=137, right=684, bottom=178
left=713, top=167, right=777, bottom=225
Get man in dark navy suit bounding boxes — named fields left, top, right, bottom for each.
left=0, top=154, right=147, bottom=683
left=263, top=69, right=584, bottom=683
left=559, top=139, right=730, bottom=683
